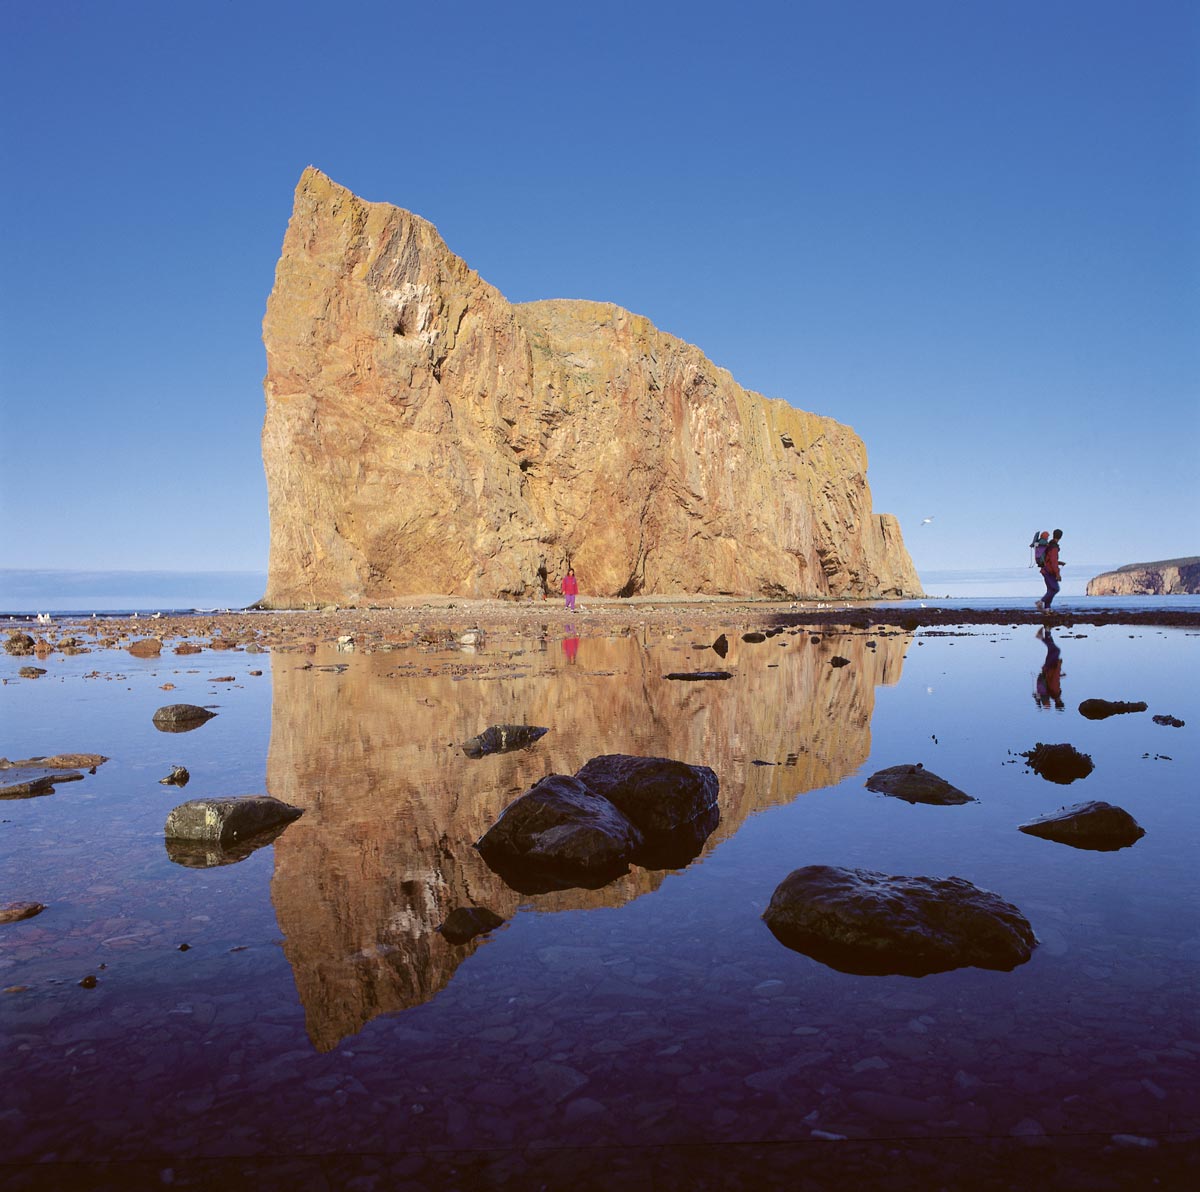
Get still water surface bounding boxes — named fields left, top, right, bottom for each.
left=1, top=622, right=1196, bottom=1179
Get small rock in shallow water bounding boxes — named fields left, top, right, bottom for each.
left=159, top=765, right=190, bottom=787
left=152, top=704, right=217, bottom=732
left=1018, top=800, right=1145, bottom=851
left=1152, top=714, right=1184, bottom=727
left=18, top=666, right=47, bottom=679
left=438, top=906, right=506, bottom=944
left=865, top=763, right=974, bottom=805
left=1020, top=742, right=1094, bottom=784
left=165, top=794, right=303, bottom=844
left=462, top=724, right=549, bottom=758
left=1078, top=698, right=1147, bottom=720
left=0, top=902, right=45, bottom=925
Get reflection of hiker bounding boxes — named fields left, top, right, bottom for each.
left=1034, top=626, right=1064, bottom=708
left=1036, top=529, right=1063, bottom=611
left=562, top=631, right=579, bottom=663
left=562, top=567, right=578, bottom=611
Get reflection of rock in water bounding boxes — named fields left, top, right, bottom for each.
left=164, top=822, right=293, bottom=868
left=266, top=629, right=909, bottom=1050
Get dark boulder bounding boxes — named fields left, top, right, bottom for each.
left=153, top=704, right=218, bottom=732
left=763, top=865, right=1037, bottom=976
left=1021, top=742, right=1094, bottom=784
left=664, top=670, right=732, bottom=681
left=1153, top=714, right=1185, bottom=728
left=462, top=724, right=549, bottom=758
left=159, top=765, right=191, bottom=786
left=475, top=774, right=642, bottom=894
left=1078, top=698, right=1147, bottom=720
left=741, top=632, right=766, bottom=643
left=711, top=633, right=729, bottom=658
left=865, top=764, right=974, bottom=805
left=830, top=656, right=851, bottom=668
left=1018, top=800, right=1146, bottom=851
left=165, top=795, right=303, bottom=845
left=438, top=906, right=506, bottom=945
left=574, top=754, right=719, bottom=837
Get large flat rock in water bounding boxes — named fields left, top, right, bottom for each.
left=864, top=764, right=974, bottom=805
left=1018, top=800, right=1146, bottom=851
left=763, top=865, right=1037, bottom=976
left=165, top=796, right=303, bottom=845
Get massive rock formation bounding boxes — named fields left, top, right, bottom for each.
left=261, top=168, right=921, bottom=605
left=1087, top=558, right=1200, bottom=596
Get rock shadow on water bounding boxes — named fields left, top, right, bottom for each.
left=762, top=865, right=1037, bottom=977
left=164, top=820, right=295, bottom=868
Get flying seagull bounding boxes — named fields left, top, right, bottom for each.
left=920, top=517, right=934, bottom=526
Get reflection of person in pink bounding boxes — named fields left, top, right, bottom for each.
left=562, top=566, right=578, bottom=611
left=562, top=631, right=579, bottom=663
left=1034, top=626, right=1064, bottom=709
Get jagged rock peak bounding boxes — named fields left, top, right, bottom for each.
left=260, top=168, right=921, bottom=605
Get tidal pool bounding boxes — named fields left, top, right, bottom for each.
left=1, top=621, right=1196, bottom=1187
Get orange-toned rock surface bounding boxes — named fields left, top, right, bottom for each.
left=261, top=168, right=920, bottom=606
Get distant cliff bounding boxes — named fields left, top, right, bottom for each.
left=1087, top=558, right=1200, bottom=596
left=261, top=168, right=921, bottom=605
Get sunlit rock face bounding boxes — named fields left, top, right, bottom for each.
left=261, top=168, right=921, bottom=605
left=1086, top=557, right=1200, bottom=596
left=265, top=629, right=909, bottom=1049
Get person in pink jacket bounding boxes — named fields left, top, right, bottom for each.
left=561, top=567, right=578, bottom=611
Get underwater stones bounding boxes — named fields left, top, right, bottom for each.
left=152, top=704, right=217, bottom=732
left=1018, top=800, right=1146, bottom=851
left=0, top=902, right=45, bottom=925
left=664, top=670, right=732, bottom=681
left=165, top=794, right=304, bottom=847
left=864, top=764, right=974, bottom=805
left=461, top=724, right=549, bottom=759
left=763, top=865, right=1037, bottom=976
left=438, top=906, right=506, bottom=945
left=475, top=774, right=643, bottom=893
left=1078, top=698, right=1147, bottom=720
left=1021, top=742, right=1094, bottom=784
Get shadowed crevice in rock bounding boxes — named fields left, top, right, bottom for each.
left=763, top=865, right=1037, bottom=976
left=1018, top=800, right=1146, bottom=851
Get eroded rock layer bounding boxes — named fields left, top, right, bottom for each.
left=1087, top=558, right=1200, bottom=596
left=262, top=168, right=921, bottom=604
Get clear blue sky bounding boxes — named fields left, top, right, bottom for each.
left=2, top=0, right=1196, bottom=581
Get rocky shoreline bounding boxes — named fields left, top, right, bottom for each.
left=13, top=599, right=1197, bottom=655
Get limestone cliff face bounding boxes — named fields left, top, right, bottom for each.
left=262, top=168, right=921, bottom=604
left=1087, top=558, right=1200, bottom=596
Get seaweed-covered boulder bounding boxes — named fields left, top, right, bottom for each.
left=865, top=764, right=974, bottom=805
left=1078, top=698, right=1147, bottom=721
left=1018, top=800, right=1146, bottom=851
left=574, top=754, right=719, bottom=837
left=475, top=774, right=643, bottom=893
left=1021, top=742, right=1094, bottom=784
left=763, top=865, right=1037, bottom=976
left=461, top=724, right=548, bottom=758
left=153, top=704, right=218, bottom=732
left=165, top=795, right=303, bottom=845
left=438, top=906, right=506, bottom=945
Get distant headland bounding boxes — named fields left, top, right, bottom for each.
left=1087, top=557, right=1200, bottom=596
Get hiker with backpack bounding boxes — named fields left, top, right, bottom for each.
left=1036, top=529, right=1064, bottom=611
